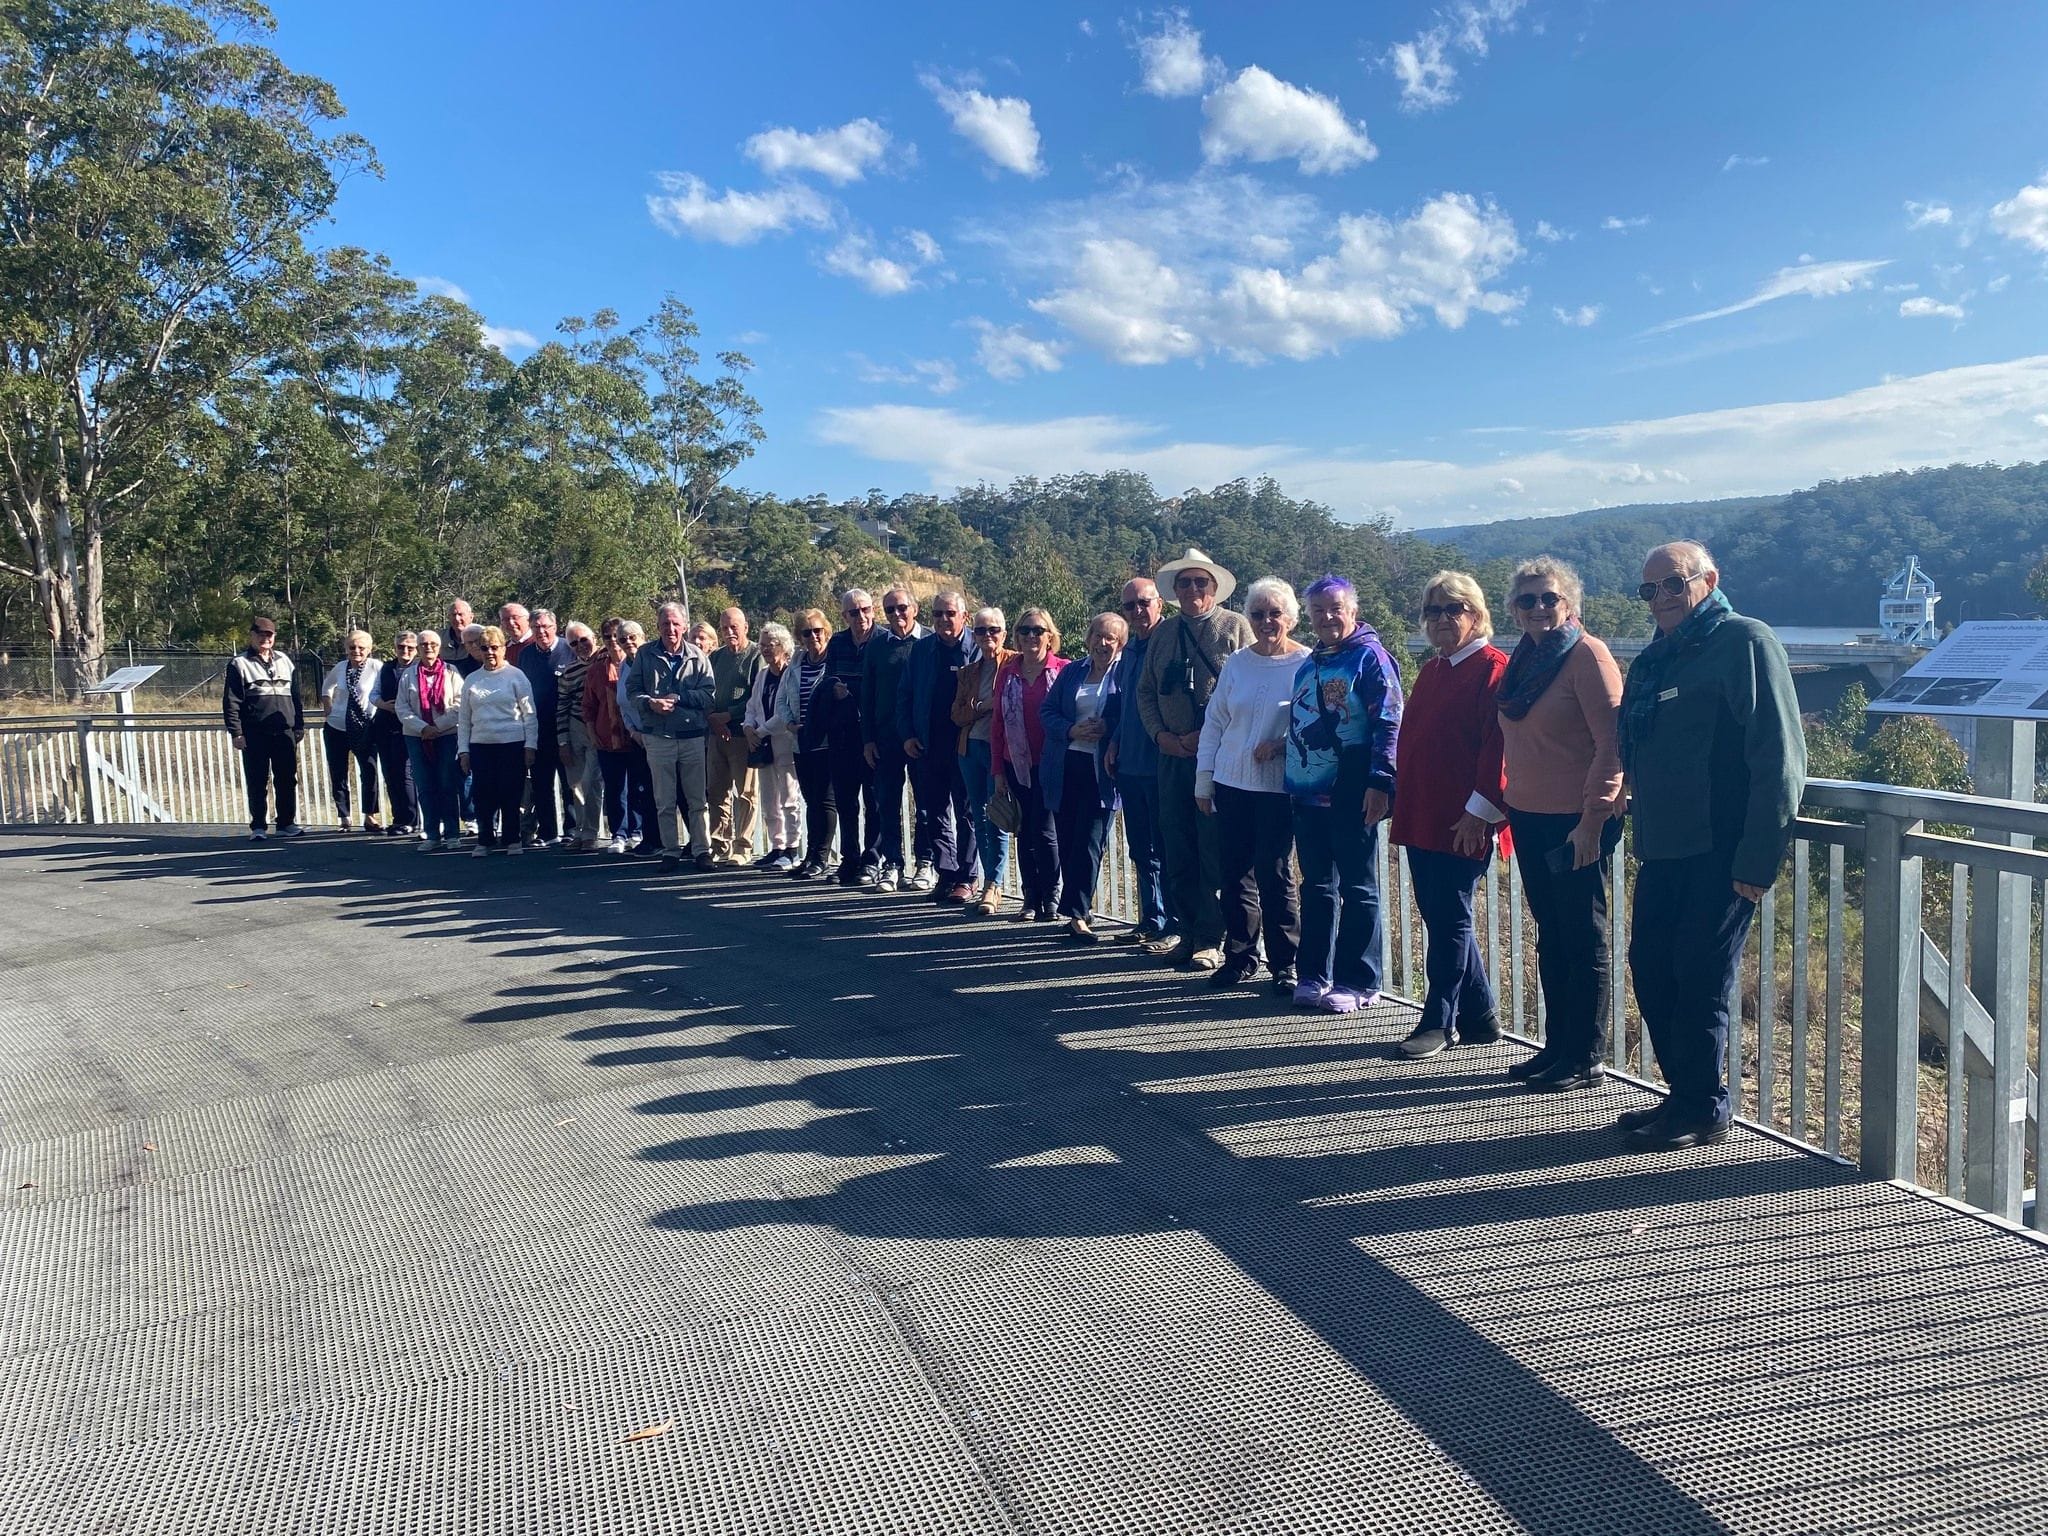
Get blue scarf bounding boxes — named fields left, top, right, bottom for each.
left=1496, top=623, right=1581, bottom=721
left=1619, top=588, right=1733, bottom=771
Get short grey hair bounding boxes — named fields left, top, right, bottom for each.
left=500, top=602, right=529, bottom=624
left=759, top=622, right=793, bottom=655
left=1649, top=539, right=1718, bottom=577
left=394, top=630, right=418, bottom=646
left=1509, top=556, right=1585, bottom=614
left=839, top=587, right=873, bottom=611
left=1242, top=577, right=1300, bottom=622
left=620, top=620, right=645, bottom=641
left=563, top=621, right=595, bottom=643
left=931, top=589, right=967, bottom=614
left=656, top=601, right=687, bottom=623
left=460, top=622, right=484, bottom=642
left=532, top=608, right=557, bottom=628
left=973, top=606, right=1005, bottom=631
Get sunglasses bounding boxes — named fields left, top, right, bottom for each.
left=971, top=625, right=1003, bottom=635
left=1248, top=608, right=1287, bottom=622
left=251, top=629, right=275, bottom=638
left=1421, top=602, right=1472, bottom=621
left=1514, top=591, right=1564, bottom=611
left=1637, top=573, right=1701, bottom=601
left=882, top=603, right=911, bottom=615
left=1173, top=574, right=1213, bottom=589
left=799, top=627, right=826, bottom=637
left=844, top=605, right=872, bottom=616
left=1015, top=625, right=1048, bottom=637
left=1120, top=599, right=1156, bottom=611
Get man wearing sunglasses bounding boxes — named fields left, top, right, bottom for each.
left=861, top=587, right=932, bottom=892
left=223, top=616, right=307, bottom=840
left=1618, top=540, right=1804, bottom=1153
left=1101, top=578, right=1175, bottom=949
left=896, top=591, right=979, bottom=904
left=1136, top=549, right=1255, bottom=971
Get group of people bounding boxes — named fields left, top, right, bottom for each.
left=224, top=537, right=1804, bottom=1154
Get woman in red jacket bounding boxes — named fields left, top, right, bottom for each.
left=989, top=609, right=1067, bottom=921
left=1390, top=571, right=1510, bottom=1060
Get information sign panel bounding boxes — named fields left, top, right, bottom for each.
left=1866, top=621, right=2048, bottom=719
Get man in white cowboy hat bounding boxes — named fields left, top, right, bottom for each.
left=1135, top=548, right=1255, bottom=970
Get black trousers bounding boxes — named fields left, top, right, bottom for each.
left=322, top=724, right=379, bottom=821
left=794, top=748, right=837, bottom=866
left=1053, top=754, right=1114, bottom=919
left=240, top=732, right=297, bottom=831
left=916, top=747, right=977, bottom=885
left=1507, top=808, right=1610, bottom=1063
left=1158, top=753, right=1226, bottom=946
left=525, top=729, right=565, bottom=840
left=1630, top=849, right=1755, bottom=1127
left=1006, top=763, right=1059, bottom=910
left=374, top=723, right=416, bottom=831
left=626, top=741, right=660, bottom=851
left=828, top=732, right=879, bottom=871
left=470, top=741, right=526, bottom=849
left=1215, top=782, right=1299, bottom=970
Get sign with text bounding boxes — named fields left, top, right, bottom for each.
left=1866, top=621, right=2048, bottom=719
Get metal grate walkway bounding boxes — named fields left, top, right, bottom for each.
left=3, top=829, right=2045, bottom=1535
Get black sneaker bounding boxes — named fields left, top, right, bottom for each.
left=1268, top=967, right=1296, bottom=994
left=1527, top=1058, right=1607, bottom=1093
left=660, top=852, right=681, bottom=871
left=1460, top=1011, right=1503, bottom=1045
left=1211, top=954, right=1262, bottom=988
left=1615, top=1103, right=1667, bottom=1133
left=1506, top=1046, right=1560, bottom=1081
left=1623, top=1117, right=1731, bottom=1153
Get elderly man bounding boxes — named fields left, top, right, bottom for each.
left=825, top=589, right=882, bottom=885
left=446, top=601, right=481, bottom=676
left=223, top=615, right=306, bottom=840
left=897, top=591, right=979, bottom=904
left=1103, top=577, right=1174, bottom=948
left=1620, top=540, right=1804, bottom=1152
left=499, top=603, right=535, bottom=668
left=613, top=619, right=661, bottom=854
left=625, top=602, right=717, bottom=871
left=516, top=607, right=572, bottom=845
left=861, top=587, right=931, bottom=892
left=372, top=630, right=420, bottom=838
left=705, top=606, right=763, bottom=867
left=1136, top=549, right=1255, bottom=971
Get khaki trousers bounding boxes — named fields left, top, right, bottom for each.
left=705, top=731, right=758, bottom=858
left=644, top=734, right=710, bottom=857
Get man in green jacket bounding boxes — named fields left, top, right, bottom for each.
left=705, top=606, right=763, bottom=867
left=1619, top=540, right=1805, bottom=1152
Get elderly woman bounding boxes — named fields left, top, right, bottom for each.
left=1198, top=579, right=1309, bottom=990
left=744, top=622, right=802, bottom=871
left=1391, top=571, right=1510, bottom=1059
left=581, top=618, right=637, bottom=853
left=780, top=609, right=838, bottom=879
left=1287, top=576, right=1403, bottom=1012
left=372, top=630, right=419, bottom=837
left=396, top=628, right=465, bottom=851
left=1497, top=556, right=1625, bottom=1091
left=952, top=607, right=1013, bottom=915
left=1041, top=613, right=1127, bottom=941
left=989, top=608, right=1067, bottom=921
left=456, top=625, right=537, bottom=855
left=320, top=630, right=384, bottom=832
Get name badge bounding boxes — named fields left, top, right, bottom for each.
left=1657, top=687, right=1679, bottom=701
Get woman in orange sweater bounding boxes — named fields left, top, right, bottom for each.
left=1495, top=556, right=1624, bottom=1091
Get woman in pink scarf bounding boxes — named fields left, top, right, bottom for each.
left=988, top=608, right=1067, bottom=921
left=396, top=629, right=466, bottom=850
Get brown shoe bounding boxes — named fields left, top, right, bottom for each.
left=975, top=887, right=1002, bottom=916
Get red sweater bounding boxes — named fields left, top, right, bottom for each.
left=1390, top=644, right=1511, bottom=859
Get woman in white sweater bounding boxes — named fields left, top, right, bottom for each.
left=1196, top=578, right=1310, bottom=991
left=456, top=626, right=537, bottom=855
left=319, top=631, right=385, bottom=831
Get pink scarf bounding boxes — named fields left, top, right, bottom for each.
left=417, top=657, right=447, bottom=724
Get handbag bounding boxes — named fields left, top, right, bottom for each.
left=746, top=737, right=774, bottom=767
left=986, top=782, right=1022, bottom=836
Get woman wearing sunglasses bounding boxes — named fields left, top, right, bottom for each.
left=1495, top=557, right=1624, bottom=1091
left=988, top=609, right=1067, bottom=922
left=1390, top=571, right=1510, bottom=1060
left=951, top=608, right=1014, bottom=915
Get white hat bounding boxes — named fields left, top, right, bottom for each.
left=1154, top=547, right=1237, bottom=605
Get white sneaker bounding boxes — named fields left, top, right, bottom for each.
left=1400, top=1026, right=1451, bottom=1060
left=910, top=860, right=937, bottom=892
left=874, top=864, right=901, bottom=893
left=471, top=845, right=488, bottom=858
left=277, top=824, right=305, bottom=839
left=608, top=836, right=628, bottom=854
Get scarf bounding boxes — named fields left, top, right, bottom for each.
left=1496, top=623, right=1582, bottom=722
left=1000, top=666, right=1035, bottom=786
left=344, top=662, right=372, bottom=733
left=417, top=657, right=447, bottom=725
left=1619, top=588, right=1733, bottom=771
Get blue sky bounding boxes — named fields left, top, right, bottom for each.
left=272, top=0, right=2048, bottom=529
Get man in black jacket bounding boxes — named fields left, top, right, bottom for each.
left=861, top=587, right=929, bottom=892
left=222, top=617, right=306, bottom=840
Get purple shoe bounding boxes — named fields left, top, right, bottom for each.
left=1292, top=980, right=1329, bottom=1010
left=1318, top=986, right=1362, bottom=1014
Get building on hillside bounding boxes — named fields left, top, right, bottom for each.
left=1878, top=556, right=1941, bottom=646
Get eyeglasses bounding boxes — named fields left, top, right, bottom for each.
left=1514, top=591, right=1564, bottom=611
left=843, top=605, right=872, bottom=616
left=932, top=611, right=960, bottom=620
left=1248, top=608, right=1287, bottom=622
left=1173, top=574, right=1213, bottom=590
left=483, top=644, right=504, bottom=653
left=799, top=627, right=826, bottom=637
left=1121, top=599, right=1156, bottom=611
left=1421, top=602, right=1473, bottom=620
left=1637, top=572, right=1702, bottom=601
left=882, top=603, right=911, bottom=615
left=1015, top=624, right=1047, bottom=637
left=971, top=625, right=1003, bottom=635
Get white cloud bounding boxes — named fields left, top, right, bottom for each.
left=854, top=355, right=961, bottom=395
left=1882, top=282, right=1920, bottom=293
left=815, top=354, right=2048, bottom=526
left=1533, top=220, right=1569, bottom=242
left=922, top=73, right=1045, bottom=177
left=413, top=275, right=471, bottom=303
left=1385, top=0, right=1527, bottom=112
left=1496, top=476, right=1525, bottom=493
left=1900, top=295, right=1966, bottom=321
left=1200, top=66, right=1375, bottom=175
left=1601, top=215, right=1650, bottom=232
left=743, top=118, right=893, bottom=184
left=1079, top=18, right=1094, bottom=36
left=1027, top=191, right=1521, bottom=364
left=481, top=324, right=538, bottom=353
left=1646, top=257, right=1890, bottom=333
left=1988, top=273, right=2012, bottom=294
left=969, top=319, right=1066, bottom=380
left=1990, top=181, right=2048, bottom=254
left=1722, top=154, right=1769, bottom=172
left=1552, top=303, right=1601, bottom=327
left=1904, top=199, right=1955, bottom=229
left=819, top=229, right=944, bottom=296
left=646, top=173, right=832, bottom=244
left=1131, top=10, right=1214, bottom=97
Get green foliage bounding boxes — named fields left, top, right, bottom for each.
left=1801, top=682, right=1971, bottom=795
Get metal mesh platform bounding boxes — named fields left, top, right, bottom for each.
left=4, top=829, right=2045, bottom=1535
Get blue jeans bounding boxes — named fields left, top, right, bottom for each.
left=1293, top=801, right=1383, bottom=995
left=1406, top=846, right=1495, bottom=1036
left=406, top=735, right=463, bottom=842
left=962, top=739, right=1009, bottom=888
left=596, top=747, right=634, bottom=842
left=1117, top=773, right=1170, bottom=937
left=1631, top=850, right=1754, bottom=1127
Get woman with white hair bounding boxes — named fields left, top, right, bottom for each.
left=744, top=622, right=803, bottom=871
left=1196, top=578, right=1309, bottom=991
left=1391, top=570, right=1510, bottom=1060
left=320, top=630, right=384, bottom=831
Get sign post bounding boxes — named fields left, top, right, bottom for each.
left=83, top=665, right=166, bottom=822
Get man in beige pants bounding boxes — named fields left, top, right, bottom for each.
left=705, top=605, right=762, bottom=866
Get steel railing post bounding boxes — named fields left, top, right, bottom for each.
left=1860, top=807, right=1924, bottom=1181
